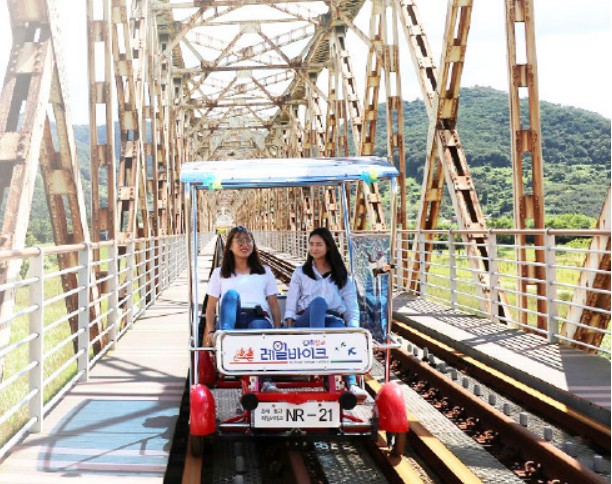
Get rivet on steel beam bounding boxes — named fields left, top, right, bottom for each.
left=461, top=377, right=469, bottom=388
left=488, top=394, right=496, bottom=406
left=503, top=403, right=511, bottom=415
left=593, top=455, right=604, bottom=473
left=473, top=384, right=481, bottom=396
left=428, top=354, right=436, bottom=365
left=543, top=427, right=553, bottom=441
left=450, top=368, right=458, bottom=380
left=519, top=412, right=529, bottom=427
left=564, top=441, right=576, bottom=457
left=422, top=347, right=429, bottom=361
left=437, top=362, right=447, bottom=373
left=412, top=346, right=419, bottom=357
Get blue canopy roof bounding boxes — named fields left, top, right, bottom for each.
left=180, top=156, right=398, bottom=190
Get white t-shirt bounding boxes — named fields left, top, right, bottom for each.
left=206, top=266, right=278, bottom=315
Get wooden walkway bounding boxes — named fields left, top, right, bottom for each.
left=0, top=244, right=214, bottom=483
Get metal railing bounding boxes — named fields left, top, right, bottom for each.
left=0, top=227, right=608, bottom=459
left=0, top=233, right=214, bottom=459
left=255, top=229, right=611, bottom=356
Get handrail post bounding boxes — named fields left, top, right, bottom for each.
left=168, top=237, right=174, bottom=281
left=108, top=241, right=119, bottom=350
left=148, top=238, right=154, bottom=304
left=161, top=237, right=167, bottom=290
left=126, top=241, right=135, bottom=328
left=488, top=232, right=499, bottom=324
left=149, top=237, right=156, bottom=305
left=394, top=232, right=402, bottom=290
left=77, top=243, right=91, bottom=381
left=449, top=231, right=457, bottom=309
left=419, top=231, right=427, bottom=297
left=29, top=248, right=44, bottom=432
left=168, top=237, right=173, bottom=282
left=544, top=231, right=559, bottom=343
left=138, top=239, right=147, bottom=311
left=179, top=235, right=183, bottom=277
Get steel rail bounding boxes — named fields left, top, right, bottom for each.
left=391, top=347, right=606, bottom=483
left=365, top=374, right=479, bottom=484
left=392, top=319, right=611, bottom=451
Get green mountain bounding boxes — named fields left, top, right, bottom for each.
left=25, top=87, right=610, bottom=242
left=372, top=86, right=610, bottom=222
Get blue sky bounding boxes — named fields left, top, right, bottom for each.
left=0, top=0, right=610, bottom=124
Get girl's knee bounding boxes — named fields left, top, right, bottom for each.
left=222, top=289, right=240, bottom=305
left=310, top=296, right=327, bottom=312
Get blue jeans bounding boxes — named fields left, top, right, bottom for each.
left=220, top=290, right=273, bottom=387
left=294, top=296, right=345, bottom=329
left=294, top=297, right=357, bottom=387
left=219, top=290, right=273, bottom=331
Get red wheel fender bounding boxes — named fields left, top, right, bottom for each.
left=375, top=382, right=409, bottom=432
left=198, top=351, right=216, bottom=385
left=190, top=384, right=216, bottom=435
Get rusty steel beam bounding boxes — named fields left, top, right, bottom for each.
left=562, top=188, right=611, bottom=351
left=504, top=0, right=547, bottom=329
left=111, top=0, right=151, bottom=243
left=87, top=0, right=117, bottom=244
left=396, top=0, right=509, bottom=322
left=328, top=27, right=384, bottom=231
left=0, top=0, right=99, bottom=370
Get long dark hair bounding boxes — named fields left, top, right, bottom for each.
left=220, top=226, right=266, bottom=278
left=302, top=227, right=348, bottom=288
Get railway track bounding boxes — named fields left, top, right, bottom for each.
left=167, top=249, right=441, bottom=483
left=175, top=404, right=435, bottom=483
left=391, top=319, right=611, bottom=451
left=165, top=248, right=610, bottom=482
left=258, top=248, right=611, bottom=483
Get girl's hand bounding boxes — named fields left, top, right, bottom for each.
left=204, top=331, right=214, bottom=347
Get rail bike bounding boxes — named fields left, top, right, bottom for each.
left=180, top=156, right=409, bottom=457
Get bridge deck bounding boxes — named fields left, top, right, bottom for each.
left=394, top=296, right=611, bottom=425
left=1, top=244, right=609, bottom=481
left=0, top=243, right=215, bottom=483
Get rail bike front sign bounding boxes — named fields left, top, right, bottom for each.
left=215, top=328, right=372, bottom=375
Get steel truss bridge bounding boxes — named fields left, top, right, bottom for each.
left=0, top=0, right=610, bottom=463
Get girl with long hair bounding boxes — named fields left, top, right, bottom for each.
left=284, top=227, right=366, bottom=398
left=205, top=226, right=281, bottom=346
